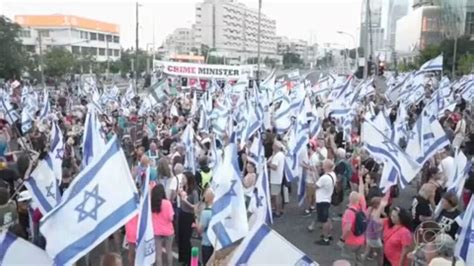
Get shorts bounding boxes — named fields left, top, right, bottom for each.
left=316, top=202, right=331, bottom=223
left=367, top=238, right=383, bottom=248
left=305, top=183, right=316, bottom=200
left=270, top=184, right=281, bottom=196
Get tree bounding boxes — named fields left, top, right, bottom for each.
left=200, top=44, right=210, bottom=59
left=0, top=16, right=26, bottom=79
left=282, top=52, right=303, bottom=69
left=264, top=57, right=276, bottom=68
left=458, top=53, right=474, bottom=74
left=43, top=47, right=74, bottom=78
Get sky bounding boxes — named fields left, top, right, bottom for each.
left=1, top=0, right=364, bottom=50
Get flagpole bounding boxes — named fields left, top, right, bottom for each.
left=256, top=0, right=262, bottom=88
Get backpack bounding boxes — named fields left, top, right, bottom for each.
left=329, top=173, right=344, bottom=206
left=349, top=208, right=367, bottom=236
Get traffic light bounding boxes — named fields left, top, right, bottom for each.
left=378, top=62, right=385, bottom=76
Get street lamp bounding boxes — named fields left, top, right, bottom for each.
left=336, top=31, right=358, bottom=71
left=256, top=0, right=262, bottom=87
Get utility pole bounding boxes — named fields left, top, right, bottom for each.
left=135, top=1, right=139, bottom=92
left=452, top=36, right=458, bottom=77
left=106, top=35, right=110, bottom=80
left=256, top=0, right=262, bottom=87
left=363, top=0, right=370, bottom=79
left=38, top=31, right=46, bottom=88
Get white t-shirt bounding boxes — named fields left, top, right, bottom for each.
left=315, top=171, right=335, bottom=203
left=454, top=118, right=466, bottom=138
left=306, top=152, right=321, bottom=184
left=269, top=151, right=285, bottom=185
left=439, top=156, right=455, bottom=188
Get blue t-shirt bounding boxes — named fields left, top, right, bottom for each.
left=0, top=141, right=7, bottom=157
left=200, top=209, right=213, bottom=246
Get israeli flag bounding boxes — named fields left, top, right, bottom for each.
left=272, top=82, right=288, bottom=103
left=207, top=143, right=249, bottom=250
left=419, top=54, right=443, bottom=72
left=404, top=111, right=448, bottom=166
left=0, top=98, right=20, bottom=125
left=25, top=155, right=61, bottom=215
left=362, top=120, right=421, bottom=187
left=273, top=97, right=292, bottom=134
left=181, top=124, right=196, bottom=174
left=379, top=163, right=398, bottom=192
left=135, top=166, right=156, bottom=266
left=21, top=108, right=33, bottom=133
left=81, top=106, right=107, bottom=167
left=459, top=78, right=473, bottom=102
left=40, top=136, right=139, bottom=266
left=259, top=71, right=275, bottom=92
left=39, top=90, right=50, bottom=119
left=454, top=196, right=474, bottom=264
left=50, top=120, right=64, bottom=182
left=228, top=222, right=318, bottom=266
left=434, top=150, right=471, bottom=217
left=247, top=135, right=273, bottom=226
left=0, top=231, right=53, bottom=265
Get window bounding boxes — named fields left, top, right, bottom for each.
left=108, top=49, right=113, bottom=56
left=39, top=30, right=50, bottom=37
left=80, top=31, right=89, bottom=39
left=99, top=48, right=105, bottom=55
left=72, top=46, right=81, bottom=54
left=114, top=49, right=119, bottom=56
left=106, top=35, right=112, bottom=42
left=466, top=12, right=474, bottom=35
left=113, top=36, right=119, bottom=43
left=90, top=33, right=97, bottom=40
left=19, top=30, right=31, bottom=38
left=98, top=34, right=105, bottom=41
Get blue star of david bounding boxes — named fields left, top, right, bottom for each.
left=382, top=140, right=399, bottom=156
left=75, top=185, right=106, bottom=223
left=224, top=180, right=237, bottom=197
left=144, top=238, right=155, bottom=256
left=55, top=147, right=64, bottom=160
left=253, top=188, right=264, bottom=207
left=45, top=181, right=55, bottom=199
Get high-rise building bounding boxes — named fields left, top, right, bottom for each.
left=15, top=14, right=121, bottom=62
left=163, top=27, right=196, bottom=56
left=395, top=5, right=443, bottom=56
left=381, top=0, right=409, bottom=49
left=359, top=0, right=385, bottom=54
left=194, top=0, right=279, bottom=63
left=441, top=0, right=474, bottom=38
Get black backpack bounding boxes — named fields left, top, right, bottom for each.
left=349, top=208, right=367, bottom=236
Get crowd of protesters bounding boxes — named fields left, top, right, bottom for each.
left=0, top=72, right=473, bottom=266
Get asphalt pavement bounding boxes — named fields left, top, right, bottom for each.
left=271, top=180, right=417, bottom=266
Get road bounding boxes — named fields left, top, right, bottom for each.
left=270, top=180, right=417, bottom=265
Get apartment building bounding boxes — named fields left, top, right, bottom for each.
left=15, top=14, right=121, bottom=62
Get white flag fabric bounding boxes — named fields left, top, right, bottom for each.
left=362, top=120, right=421, bottom=187
left=207, top=143, right=249, bottom=250
left=135, top=167, right=156, bottom=266
left=181, top=124, right=196, bottom=174
left=81, top=106, right=107, bottom=167
left=50, top=120, right=64, bottom=182
left=39, top=90, right=50, bottom=119
left=25, top=155, right=61, bottom=215
left=40, top=136, right=139, bottom=265
left=454, top=197, right=474, bottom=264
left=247, top=135, right=273, bottom=226
left=0, top=231, right=53, bottom=265
left=419, top=54, right=443, bottom=72
left=228, top=222, right=318, bottom=266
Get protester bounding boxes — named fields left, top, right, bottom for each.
left=411, top=184, right=433, bottom=230
left=436, top=192, right=460, bottom=240
left=338, top=174, right=366, bottom=265
left=383, top=207, right=413, bottom=266
left=268, top=141, right=285, bottom=217
left=314, top=159, right=336, bottom=245
left=195, top=156, right=212, bottom=190
left=100, top=253, right=123, bottom=266
left=423, top=233, right=464, bottom=266
left=178, top=172, right=199, bottom=265
left=197, top=188, right=215, bottom=266
left=151, top=183, right=175, bottom=266
left=363, top=196, right=387, bottom=266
